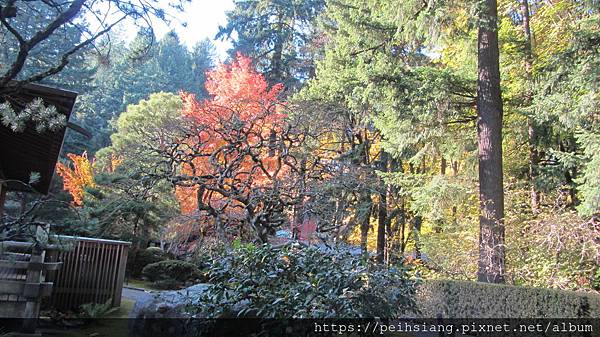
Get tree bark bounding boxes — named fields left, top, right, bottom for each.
left=413, top=215, right=422, bottom=259
left=565, top=167, right=579, bottom=207
left=521, top=0, right=540, bottom=214
left=476, top=0, right=506, bottom=283
left=269, top=10, right=285, bottom=86
left=360, top=193, right=372, bottom=256
left=293, top=158, right=307, bottom=238
left=398, top=202, right=407, bottom=254
left=559, top=140, right=579, bottom=207
left=441, top=157, right=447, bottom=175
left=376, top=151, right=389, bottom=263
left=451, top=160, right=459, bottom=224
left=434, top=156, right=447, bottom=233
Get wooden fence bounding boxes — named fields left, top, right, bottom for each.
left=0, top=241, right=61, bottom=334
left=45, top=236, right=130, bottom=311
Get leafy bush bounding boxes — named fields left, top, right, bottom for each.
left=416, top=280, right=600, bottom=318
left=128, top=247, right=171, bottom=277
left=152, top=278, right=182, bottom=290
left=592, top=268, right=600, bottom=291
left=79, top=300, right=118, bottom=318
left=193, top=241, right=232, bottom=270
left=142, top=260, right=203, bottom=286
left=188, top=243, right=418, bottom=318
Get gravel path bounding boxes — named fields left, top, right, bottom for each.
left=122, top=286, right=154, bottom=303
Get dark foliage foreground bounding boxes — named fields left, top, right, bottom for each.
left=188, top=242, right=419, bottom=318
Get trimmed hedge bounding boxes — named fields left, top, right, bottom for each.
left=416, top=280, right=600, bottom=318
left=128, top=247, right=171, bottom=277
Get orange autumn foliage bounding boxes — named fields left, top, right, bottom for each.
left=175, top=53, right=288, bottom=216
left=56, top=152, right=95, bottom=206
left=108, top=153, right=123, bottom=173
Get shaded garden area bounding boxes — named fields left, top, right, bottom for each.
left=1, top=0, right=600, bottom=336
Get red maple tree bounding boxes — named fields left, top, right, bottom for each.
left=170, top=53, right=302, bottom=242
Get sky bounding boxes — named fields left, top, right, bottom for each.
left=119, top=0, right=235, bottom=61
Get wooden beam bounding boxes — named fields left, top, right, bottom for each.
left=0, top=260, right=61, bottom=270
left=0, top=241, right=60, bottom=252
left=0, top=179, right=6, bottom=216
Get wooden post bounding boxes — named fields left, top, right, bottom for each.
left=1, top=240, right=60, bottom=337
left=113, top=245, right=128, bottom=307
left=44, top=249, right=59, bottom=283
left=21, top=249, right=45, bottom=335
left=0, top=181, right=7, bottom=217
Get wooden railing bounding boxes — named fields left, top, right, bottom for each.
left=1, top=234, right=130, bottom=331
left=0, top=241, right=61, bottom=335
left=45, top=236, right=130, bottom=310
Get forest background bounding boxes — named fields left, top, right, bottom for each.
left=1, top=0, right=599, bottom=292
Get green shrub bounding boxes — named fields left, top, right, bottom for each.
left=145, top=246, right=164, bottom=253
left=193, top=245, right=227, bottom=270
left=152, top=278, right=182, bottom=290
left=592, top=268, right=600, bottom=291
left=188, top=243, right=418, bottom=318
left=142, top=260, right=203, bottom=284
left=416, top=280, right=600, bottom=318
left=78, top=300, right=118, bottom=318
left=128, top=247, right=171, bottom=277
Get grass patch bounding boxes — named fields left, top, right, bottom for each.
left=105, top=298, right=135, bottom=318
left=125, top=278, right=162, bottom=291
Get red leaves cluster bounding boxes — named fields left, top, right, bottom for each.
left=175, top=53, right=289, bottom=218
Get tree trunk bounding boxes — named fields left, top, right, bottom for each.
left=140, top=219, right=150, bottom=250
left=398, top=203, right=407, bottom=254
left=385, top=198, right=392, bottom=264
left=559, top=140, right=579, bottom=207
left=476, top=0, right=506, bottom=283
left=565, top=167, right=579, bottom=207
left=413, top=215, right=422, bottom=259
left=132, top=216, right=142, bottom=250
left=293, top=158, right=307, bottom=238
left=215, top=216, right=227, bottom=243
left=441, top=157, right=447, bottom=175
left=376, top=151, right=389, bottom=263
left=528, top=121, right=540, bottom=212
left=521, top=0, right=540, bottom=214
left=451, top=160, right=459, bottom=224
left=269, top=11, right=285, bottom=85
left=434, top=156, right=447, bottom=233
left=360, top=193, right=372, bottom=256
left=358, top=131, right=372, bottom=255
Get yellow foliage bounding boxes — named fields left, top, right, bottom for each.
left=56, top=152, right=95, bottom=206
left=109, top=153, right=123, bottom=173
left=346, top=217, right=380, bottom=252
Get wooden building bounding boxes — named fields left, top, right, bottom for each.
left=0, top=83, right=78, bottom=212
left=0, top=83, right=79, bottom=334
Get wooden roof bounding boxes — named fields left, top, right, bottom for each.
left=0, top=83, right=78, bottom=194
